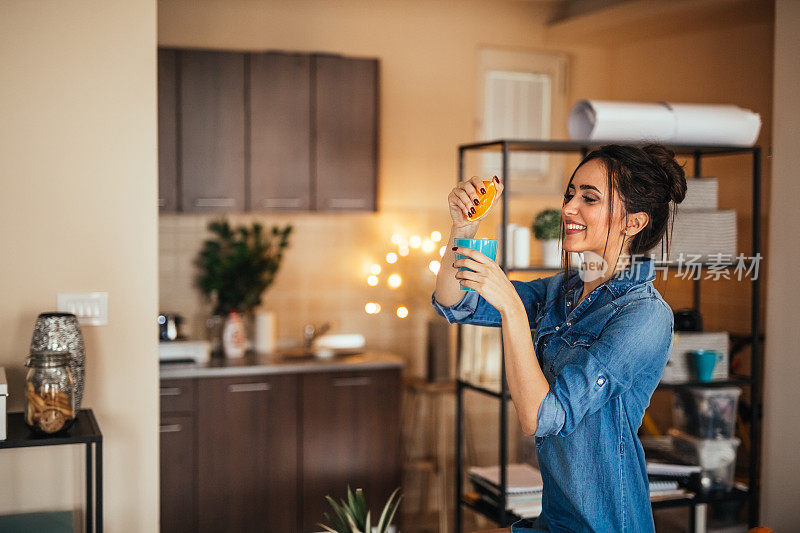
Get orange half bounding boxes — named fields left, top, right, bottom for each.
left=467, top=180, right=497, bottom=222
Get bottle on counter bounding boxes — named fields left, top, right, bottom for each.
left=222, top=311, right=247, bottom=359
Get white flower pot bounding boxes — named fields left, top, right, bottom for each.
left=540, top=239, right=562, bottom=268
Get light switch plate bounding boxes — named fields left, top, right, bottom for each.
left=57, top=292, right=108, bottom=326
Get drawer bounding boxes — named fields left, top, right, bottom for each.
left=160, top=379, right=196, bottom=414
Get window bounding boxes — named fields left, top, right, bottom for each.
left=478, top=48, right=568, bottom=195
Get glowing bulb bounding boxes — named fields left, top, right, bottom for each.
left=391, top=234, right=402, bottom=245
left=431, top=231, right=442, bottom=242
left=396, top=306, right=409, bottom=319
left=398, top=246, right=410, bottom=257
left=369, top=263, right=381, bottom=275
left=439, top=245, right=446, bottom=258
left=367, top=275, right=379, bottom=286
left=409, top=235, right=422, bottom=249
left=388, top=274, right=402, bottom=288
left=422, top=239, right=435, bottom=253
left=365, top=302, right=381, bottom=314
left=428, top=260, right=441, bottom=274
left=386, top=252, right=398, bottom=264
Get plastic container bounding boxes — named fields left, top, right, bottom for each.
left=669, top=429, right=740, bottom=493
left=672, top=386, right=741, bottom=439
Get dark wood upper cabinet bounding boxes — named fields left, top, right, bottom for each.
left=196, top=375, right=298, bottom=533
left=180, top=50, right=246, bottom=213
left=249, top=52, right=312, bottom=211
left=313, top=55, right=379, bottom=212
left=301, top=369, right=401, bottom=532
left=157, top=49, right=179, bottom=212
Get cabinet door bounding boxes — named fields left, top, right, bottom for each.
left=301, top=368, right=401, bottom=532
left=313, top=55, right=378, bottom=212
left=249, top=52, right=312, bottom=211
left=197, top=375, right=298, bottom=533
left=180, top=50, right=246, bottom=213
left=158, top=49, right=179, bottom=212
left=160, top=414, right=196, bottom=533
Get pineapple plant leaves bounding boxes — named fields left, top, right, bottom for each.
left=318, top=486, right=402, bottom=533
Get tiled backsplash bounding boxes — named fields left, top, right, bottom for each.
left=159, top=210, right=458, bottom=375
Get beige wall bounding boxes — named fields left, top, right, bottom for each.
left=761, top=0, right=800, bottom=527
left=0, top=1, right=159, bottom=530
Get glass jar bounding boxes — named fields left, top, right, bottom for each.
left=25, top=350, right=76, bottom=434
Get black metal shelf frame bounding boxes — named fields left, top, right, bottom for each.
left=454, top=140, right=763, bottom=531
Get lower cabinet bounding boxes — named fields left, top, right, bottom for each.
left=197, top=374, right=298, bottom=532
left=160, top=366, right=401, bottom=532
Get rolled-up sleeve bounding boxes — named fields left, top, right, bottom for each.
left=431, top=279, right=549, bottom=328
left=535, top=297, right=673, bottom=437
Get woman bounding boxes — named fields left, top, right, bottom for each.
left=432, top=144, right=687, bottom=532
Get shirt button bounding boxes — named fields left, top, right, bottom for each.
left=566, top=322, right=571, bottom=326
left=566, top=302, right=571, bottom=306
left=555, top=326, right=560, bottom=331
left=587, top=297, right=591, bottom=301
left=597, top=377, right=606, bottom=386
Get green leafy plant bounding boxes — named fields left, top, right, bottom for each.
left=532, top=208, right=562, bottom=241
left=195, top=219, right=292, bottom=316
left=319, top=486, right=402, bottom=533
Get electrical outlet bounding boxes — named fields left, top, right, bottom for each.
left=57, top=292, right=108, bottom=326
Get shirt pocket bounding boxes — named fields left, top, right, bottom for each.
left=561, top=330, right=598, bottom=348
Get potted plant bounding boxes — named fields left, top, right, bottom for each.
left=195, top=218, right=292, bottom=357
left=532, top=208, right=562, bottom=268
left=319, top=486, right=402, bottom=533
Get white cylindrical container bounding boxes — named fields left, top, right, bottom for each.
left=499, top=224, right=518, bottom=267
left=512, top=226, right=531, bottom=268
left=0, top=367, right=7, bottom=440
left=254, top=310, right=277, bottom=354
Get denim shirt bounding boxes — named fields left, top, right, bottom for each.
left=431, top=257, right=674, bottom=532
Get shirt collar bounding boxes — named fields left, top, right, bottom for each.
left=605, top=256, right=656, bottom=296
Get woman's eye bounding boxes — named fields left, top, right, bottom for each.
left=563, top=193, right=574, bottom=202
left=583, top=195, right=597, bottom=203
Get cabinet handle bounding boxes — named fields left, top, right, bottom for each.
left=332, top=377, right=372, bottom=387
left=160, top=387, right=182, bottom=396
left=261, top=198, right=303, bottom=208
left=327, top=198, right=367, bottom=209
left=160, top=424, right=183, bottom=433
left=228, top=382, right=271, bottom=393
left=157, top=198, right=167, bottom=207
left=194, top=197, right=235, bottom=208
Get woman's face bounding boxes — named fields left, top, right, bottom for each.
left=561, top=159, right=627, bottom=262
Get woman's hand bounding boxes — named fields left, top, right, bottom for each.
left=448, top=176, right=504, bottom=231
left=453, top=246, right=518, bottom=314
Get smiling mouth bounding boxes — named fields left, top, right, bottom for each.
left=565, top=223, right=586, bottom=234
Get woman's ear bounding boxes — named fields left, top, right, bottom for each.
left=625, top=212, right=649, bottom=237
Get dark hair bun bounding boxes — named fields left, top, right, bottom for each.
left=642, top=144, right=687, bottom=204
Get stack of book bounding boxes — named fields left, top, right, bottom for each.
left=643, top=436, right=702, bottom=500
left=468, top=463, right=544, bottom=518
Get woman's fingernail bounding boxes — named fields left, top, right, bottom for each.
left=452, top=262, right=456, bottom=268
left=470, top=207, right=476, bottom=214
left=473, top=199, right=479, bottom=206
left=452, top=246, right=458, bottom=251
left=480, top=187, right=486, bottom=194
left=493, top=176, right=499, bottom=183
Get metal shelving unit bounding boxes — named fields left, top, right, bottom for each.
left=454, top=139, right=763, bottom=531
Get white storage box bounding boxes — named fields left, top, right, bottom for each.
left=648, top=209, right=737, bottom=263
left=681, top=177, right=719, bottom=210
left=661, top=331, right=729, bottom=384
left=0, top=367, right=7, bottom=440
left=669, top=428, right=740, bottom=493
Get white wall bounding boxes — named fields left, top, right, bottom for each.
left=0, top=1, right=159, bottom=530
left=760, top=0, right=800, bottom=528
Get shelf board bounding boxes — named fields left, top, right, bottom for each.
left=657, top=375, right=751, bottom=390
left=459, top=139, right=757, bottom=156
left=461, top=487, right=750, bottom=525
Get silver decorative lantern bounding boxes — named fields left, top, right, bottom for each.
left=30, top=312, right=86, bottom=410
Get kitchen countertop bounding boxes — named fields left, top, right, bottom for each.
left=159, top=350, right=404, bottom=379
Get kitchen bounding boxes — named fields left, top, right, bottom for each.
left=1, top=1, right=799, bottom=532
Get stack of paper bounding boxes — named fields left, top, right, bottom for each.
left=682, top=178, right=718, bottom=211
left=468, top=463, right=544, bottom=518
left=648, top=210, right=737, bottom=263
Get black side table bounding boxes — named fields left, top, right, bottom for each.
left=0, top=409, right=103, bottom=533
